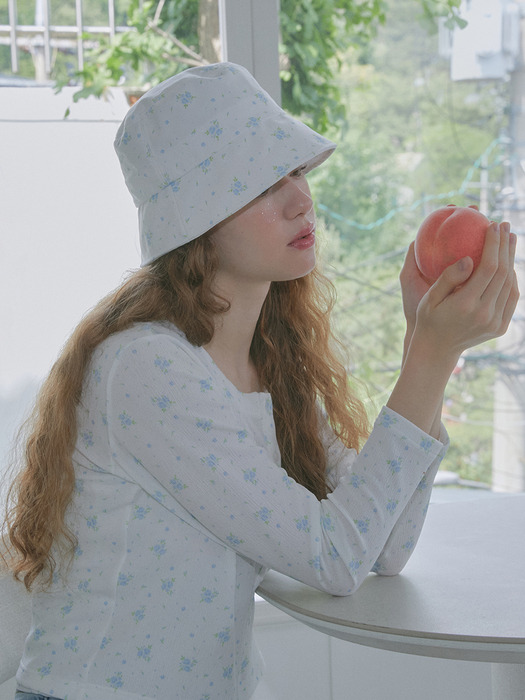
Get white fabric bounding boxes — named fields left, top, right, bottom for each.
left=0, top=563, right=31, bottom=684
left=114, top=62, right=336, bottom=265
left=16, top=322, right=448, bottom=699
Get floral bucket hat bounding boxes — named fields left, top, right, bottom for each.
left=114, top=61, right=336, bottom=266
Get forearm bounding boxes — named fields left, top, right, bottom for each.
left=400, top=325, right=445, bottom=439
left=389, top=329, right=458, bottom=439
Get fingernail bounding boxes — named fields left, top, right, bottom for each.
left=502, top=221, right=511, bottom=234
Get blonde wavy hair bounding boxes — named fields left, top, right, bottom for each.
left=2, top=232, right=369, bottom=591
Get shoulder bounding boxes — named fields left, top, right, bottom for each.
left=94, top=322, right=203, bottom=368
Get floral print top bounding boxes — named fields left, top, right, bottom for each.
left=17, top=322, right=448, bottom=700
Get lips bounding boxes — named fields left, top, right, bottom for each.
left=288, top=225, right=316, bottom=249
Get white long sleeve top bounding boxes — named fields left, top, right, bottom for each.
left=17, top=322, right=448, bottom=700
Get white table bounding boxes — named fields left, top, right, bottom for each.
left=257, top=494, right=525, bottom=700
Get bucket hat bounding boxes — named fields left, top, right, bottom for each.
left=114, top=62, right=336, bottom=266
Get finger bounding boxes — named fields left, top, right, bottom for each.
left=493, top=230, right=518, bottom=321
left=425, top=255, right=474, bottom=306
left=481, top=222, right=512, bottom=305
left=464, top=221, right=500, bottom=297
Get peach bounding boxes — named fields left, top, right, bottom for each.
left=414, top=205, right=490, bottom=283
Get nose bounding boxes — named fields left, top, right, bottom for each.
left=281, top=175, right=314, bottom=219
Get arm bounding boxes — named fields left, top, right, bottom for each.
left=106, top=333, right=446, bottom=597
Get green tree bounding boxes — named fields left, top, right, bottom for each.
left=47, top=0, right=465, bottom=129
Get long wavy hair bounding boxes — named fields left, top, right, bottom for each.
left=2, top=232, right=369, bottom=591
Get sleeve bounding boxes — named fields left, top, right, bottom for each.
left=323, top=415, right=448, bottom=576
left=106, top=334, right=448, bottom=596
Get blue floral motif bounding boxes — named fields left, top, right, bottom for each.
left=199, top=157, right=213, bottom=173
left=170, top=476, right=188, bottom=492
left=100, top=636, right=112, bottom=649
left=223, top=665, right=233, bottom=680
left=295, top=516, right=310, bottom=533
left=201, top=587, right=219, bottom=603
left=200, top=378, right=213, bottom=391
left=161, top=577, right=176, bottom=595
left=37, top=662, right=52, bottom=678
left=34, top=628, right=45, bottom=641
left=61, top=601, right=73, bottom=616
left=321, top=514, right=335, bottom=532
left=152, top=394, right=172, bottom=412
left=379, top=411, right=397, bottom=428
left=150, top=540, right=167, bottom=558
left=154, top=355, right=172, bottom=374
left=243, top=467, right=257, bottom=484
left=226, top=533, right=244, bottom=547
left=86, top=515, right=98, bottom=531
left=64, top=636, right=79, bottom=652
left=349, top=473, right=365, bottom=488
left=308, top=555, right=322, bottom=570
left=180, top=656, right=197, bottom=672
left=254, top=91, right=268, bottom=104
left=106, top=671, right=124, bottom=689
left=229, top=177, right=247, bottom=195
left=273, top=128, right=289, bottom=140
left=137, top=645, right=152, bottom=662
left=420, top=437, right=434, bottom=452
left=349, top=558, right=362, bottom=572
left=202, top=453, right=219, bottom=470
left=177, top=90, right=195, bottom=107
left=215, top=627, right=231, bottom=645
left=196, top=418, right=213, bottom=432
left=282, top=474, right=294, bottom=489
left=78, top=579, right=91, bottom=593
left=206, top=120, right=223, bottom=139
left=119, top=411, right=135, bottom=429
left=81, top=430, right=94, bottom=448
left=92, top=366, right=102, bottom=383
left=328, top=544, right=340, bottom=560
left=121, top=131, right=131, bottom=145
left=256, top=506, right=272, bottom=524
left=132, top=607, right=145, bottom=623
left=246, top=116, right=260, bottom=129
left=388, top=457, right=402, bottom=474
left=386, top=499, right=399, bottom=515
left=118, top=572, right=134, bottom=586
left=402, top=537, right=415, bottom=551
left=237, top=429, right=248, bottom=442
left=354, top=518, right=370, bottom=534
left=273, top=164, right=290, bottom=178
left=134, top=505, right=151, bottom=520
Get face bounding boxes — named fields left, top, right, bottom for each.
left=210, top=168, right=316, bottom=297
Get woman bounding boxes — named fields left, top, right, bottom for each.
left=2, top=62, right=518, bottom=699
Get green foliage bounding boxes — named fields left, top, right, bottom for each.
left=49, top=0, right=467, bottom=128
left=306, top=0, right=508, bottom=482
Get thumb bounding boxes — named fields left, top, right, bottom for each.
left=431, top=257, right=474, bottom=298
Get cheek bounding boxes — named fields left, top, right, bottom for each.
left=256, top=198, right=279, bottom=225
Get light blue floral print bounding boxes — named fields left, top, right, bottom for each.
left=18, top=323, right=448, bottom=700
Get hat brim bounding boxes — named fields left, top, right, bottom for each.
left=138, top=110, right=335, bottom=266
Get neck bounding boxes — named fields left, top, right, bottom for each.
left=203, top=280, right=270, bottom=393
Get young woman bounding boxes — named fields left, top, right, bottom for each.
left=2, top=62, right=518, bottom=700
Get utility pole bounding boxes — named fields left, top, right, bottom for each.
left=492, top=1, right=525, bottom=493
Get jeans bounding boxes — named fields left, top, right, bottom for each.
left=15, top=692, right=63, bottom=700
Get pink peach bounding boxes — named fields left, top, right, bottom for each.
left=414, top=205, right=490, bottom=283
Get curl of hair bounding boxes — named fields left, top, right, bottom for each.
left=2, top=234, right=368, bottom=591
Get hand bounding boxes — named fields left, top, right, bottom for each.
left=388, top=221, right=518, bottom=437
left=414, top=220, right=518, bottom=358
